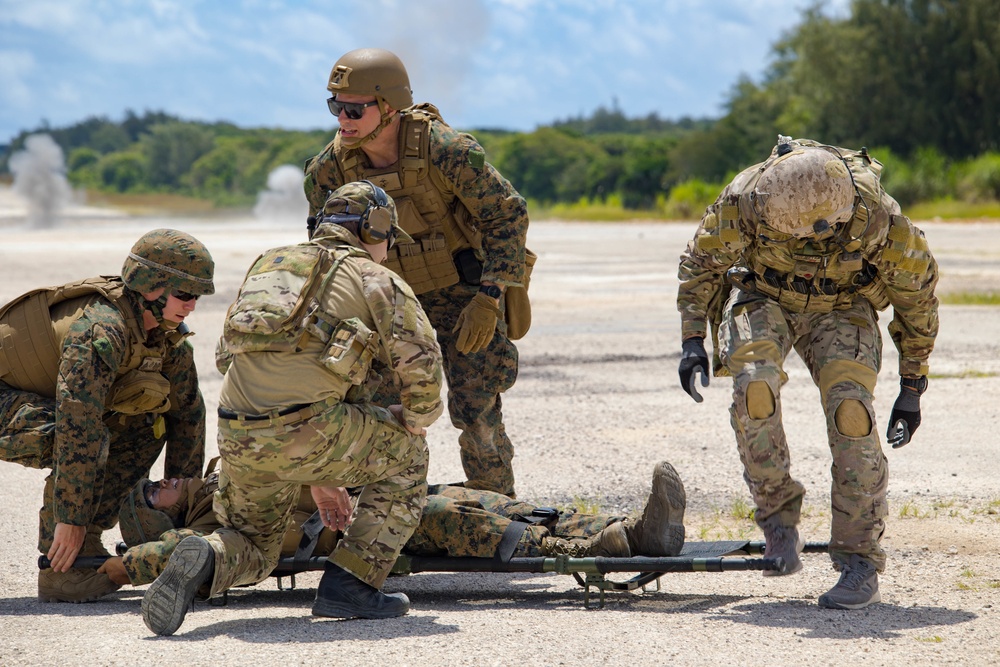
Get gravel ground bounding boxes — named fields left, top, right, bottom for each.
left=1, top=188, right=998, bottom=666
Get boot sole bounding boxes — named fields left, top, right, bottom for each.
left=141, top=537, right=214, bottom=636
left=635, top=462, right=687, bottom=556
left=312, top=598, right=409, bottom=620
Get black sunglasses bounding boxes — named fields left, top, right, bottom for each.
left=327, top=97, right=379, bottom=120
left=172, top=290, right=199, bottom=302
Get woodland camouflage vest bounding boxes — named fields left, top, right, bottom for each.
left=333, top=104, right=481, bottom=294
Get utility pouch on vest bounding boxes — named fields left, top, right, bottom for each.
left=320, top=317, right=378, bottom=385
left=504, top=248, right=537, bottom=340
left=224, top=244, right=336, bottom=353
left=106, top=369, right=172, bottom=415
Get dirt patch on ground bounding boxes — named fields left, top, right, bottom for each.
left=1, top=193, right=998, bottom=665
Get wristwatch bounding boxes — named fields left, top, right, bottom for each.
left=479, top=284, right=502, bottom=299
left=901, top=376, right=928, bottom=394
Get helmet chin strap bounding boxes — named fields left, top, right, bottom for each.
left=145, top=292, right=181, bottom=330
left=340, top=104, right=396, bottom=149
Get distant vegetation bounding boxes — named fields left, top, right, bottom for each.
left=3, top=0, right=1000, bottom=220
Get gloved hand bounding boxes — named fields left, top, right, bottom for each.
left=453, top=292, right=502, bottom=355
left=678, top=337, right=710, bottom=403
left=887, top=376, right=927, bottom=448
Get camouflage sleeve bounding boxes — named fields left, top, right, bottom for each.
left=677, top=194, right=745, bottom=339
left=360, top=262, right=444, bottom=430
left=53, top=301, right=127, bottom=526
left=160, top=339, right=206, bottom=479
left=429, top=121, right=529, bottom=287
left=303, top=139, right=343, bottom=217
left=871, top=210, right=940, bottom=377
left=122, top=528, right=205, bottom=585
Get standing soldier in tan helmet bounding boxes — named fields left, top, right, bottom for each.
left=304, top=47, right=531, bottom=498
left=0, top=229, right=214, bottom=603
left=675, top=137, right=939, bottom=609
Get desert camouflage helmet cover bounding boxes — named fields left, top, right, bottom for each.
left=327, top=48, right=413, bottom=110
left=753, top=147, right=857, bottom=237
left=321, top=181, right=414, bottom=244
left=118, top=478, right=176, bottom=546
left=121, top=228, right=215, bottom=295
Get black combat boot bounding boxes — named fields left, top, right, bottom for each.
left=313, top=561, right=410, bottom=619
left=141, top=535, right=215, bottom=636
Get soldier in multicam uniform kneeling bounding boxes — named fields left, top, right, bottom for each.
left=0, top=229, right=214, bottom=603
left=102, top=459, right=686, bottom=588
left=304, top=48, right=531, bottom=498
left=141, top=182, right=445, bottom=636
left=675, top=138, right=940, bottom=609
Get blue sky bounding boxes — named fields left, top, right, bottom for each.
left=0, top=0, right=849, bottom=143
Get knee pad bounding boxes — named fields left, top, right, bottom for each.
left=834, top=398, right=872, bottom=437
left=746, top=381, right=775, bottom=420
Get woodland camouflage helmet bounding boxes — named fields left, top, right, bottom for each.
left=327, top=48, right=413, bottom=110
left=118, top=478, right=176, bottom=546
left=753, top=147, right=857, bottom=238
left=121, top=229, right=215, bottom=296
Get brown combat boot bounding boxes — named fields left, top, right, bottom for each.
left=38, top=567, right=121, bottom=603
left=540, top=521, right=631, bottom=558
left=38, top=526, right=121, bottom=602
left=623, top=461, right=686, bottom=556
left=758, top=513, right=804, bottom=577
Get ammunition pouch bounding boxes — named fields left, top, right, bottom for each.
left=384, top=235, right=460, bottom=295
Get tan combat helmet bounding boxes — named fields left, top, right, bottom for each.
left=753, top=147, right=857, bottom=238
left=327, top=47, right=413, bottom=111
left=121, top=228, right=215, bottom=296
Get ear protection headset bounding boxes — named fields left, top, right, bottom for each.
left=356, top=180, right=394, bottom=246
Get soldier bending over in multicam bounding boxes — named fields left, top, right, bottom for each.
left=100, top=460, right=686, bottom=588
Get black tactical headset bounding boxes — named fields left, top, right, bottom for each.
left=356, top=180, right=395, bottom=246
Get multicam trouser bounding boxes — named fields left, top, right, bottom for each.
left=0, top=384, right=171, bottom=554
left=375, top=281, right=519, bottom=497
left=405, top=485, right=622, bottom=558
left=205, top=399, right=428, bottom=593
left=718, top=291, right=888, bottom=571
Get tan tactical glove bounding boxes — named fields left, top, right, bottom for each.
left=453, top=292, right=502, bottom=354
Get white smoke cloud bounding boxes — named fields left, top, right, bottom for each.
left=253, top=164, right=309, bottom=224
left=9, top=133, right=74, bottom=228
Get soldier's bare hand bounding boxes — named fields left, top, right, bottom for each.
left=310, top=485, right=353, bottom=531
left=48, top=523, right=86, bottom=572
left=97, top=556, right=131, bottom=586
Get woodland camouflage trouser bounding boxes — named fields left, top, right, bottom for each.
left=205, top=399, right=428, bottom=593
left=374, top=282, right=519, bottom=497
left=719, top=292, right=888, bottom=571
left=405, top=485, right=623, bottom=557
left=0, top=384, right=170, bottom=554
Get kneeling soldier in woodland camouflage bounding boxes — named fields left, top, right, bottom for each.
left=676, top=137, right=939, bottom=609
left=141, top=182, right=444, bottom=636
left=0, top=229, right=214, bottom=603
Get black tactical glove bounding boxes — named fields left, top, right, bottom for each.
left=887, top=376, right=927, bottom=448
left=678, top=337, right=710, bottom=403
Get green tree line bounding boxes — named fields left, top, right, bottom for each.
left=2, top=0, right=1000, bottom=215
